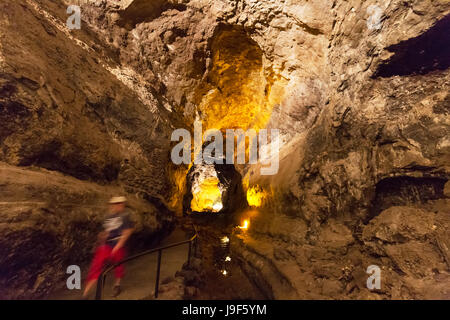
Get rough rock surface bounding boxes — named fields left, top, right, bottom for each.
left=0, top=163, right=171, bottom=299
left=0, top=0, right=177, bottom=298
left=1, top=0, right=449, bottom=299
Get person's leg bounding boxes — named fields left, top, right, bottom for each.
left=110, top=246, right=126, bottom=296
left=83, top=245, right=112, bottom=297
left=111, top=246, right=126, bottom=284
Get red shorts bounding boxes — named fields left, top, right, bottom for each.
left=86, top=244, right=126, bottom=281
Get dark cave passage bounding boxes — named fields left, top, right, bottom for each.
left=368, top=176, right=448, bottom=220
left=373, top=14, right=450, bottom=77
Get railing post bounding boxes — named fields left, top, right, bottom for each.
left=95, top=273, right=105, bottom=300
left=194, top=237, right=198, bottom=257
left=154, top=249, right=162, bottom=299
left=187, top=241, right=192, bottom=266
left=93, top=225, right=197, bottom=300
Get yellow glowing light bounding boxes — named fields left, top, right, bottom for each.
left=239, top=219, right=250, bottom=230
left=225, top=256, right=231, bottom=262
left=191, top=177, right=223, bottom=212
left=246, top=185, right=266, bottom=207
left=221, top=270, right=228, bottom=276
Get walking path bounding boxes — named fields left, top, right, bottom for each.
left=47, top=228, right=190, bottom=300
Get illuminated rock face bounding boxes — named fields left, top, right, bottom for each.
left=246, top=185, right=267, bottom=208
left=190, top=164, right=224, bottom=212
left=194, top=25, right=275, bottom=132
left=183, top=160, right=247, bottom=215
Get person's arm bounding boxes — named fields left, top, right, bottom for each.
left=98, top=231, right=108, bottom=243
left=112, top=228, right=134, bottom=254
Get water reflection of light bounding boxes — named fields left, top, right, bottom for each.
left=221, top=236, right=230, bottom=244
left=221, top=270, right=228, bottom=276
left=238, top=219, right=249, bottom=230
left=225, top=256, right=231, bottom=262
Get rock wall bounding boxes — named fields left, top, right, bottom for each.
left=0, top=163, right=171, bottom=299
left=0, top=0, right=177, bottom=298
left=233, top=0, right=450, bottom=299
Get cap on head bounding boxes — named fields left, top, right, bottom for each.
left=109, top=196, right=127, bottom=204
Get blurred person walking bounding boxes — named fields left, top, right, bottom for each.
left=83, top=196, right=134, bottom=298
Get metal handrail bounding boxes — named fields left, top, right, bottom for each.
left=95, top=224, right=198, bottom=300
